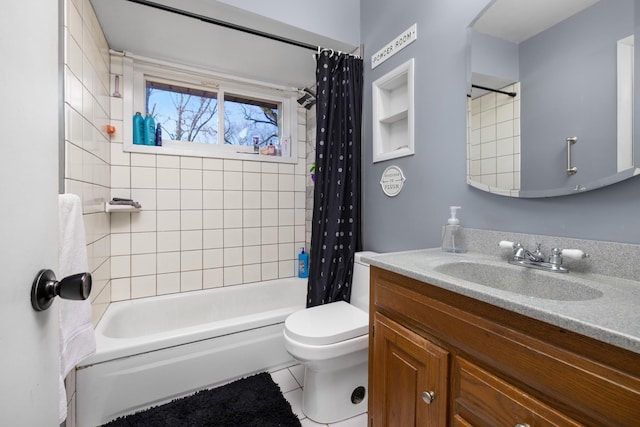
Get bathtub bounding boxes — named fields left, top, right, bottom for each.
left=76, top=277, right=307, bottom=426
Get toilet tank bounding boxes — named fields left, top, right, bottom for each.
left=350, top=251, right=378, bottom=313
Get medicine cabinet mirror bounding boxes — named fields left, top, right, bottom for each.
left=467, top=0, right=639, bottom=197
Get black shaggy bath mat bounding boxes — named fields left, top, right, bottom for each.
left=102, top=372, right=301, bottom=427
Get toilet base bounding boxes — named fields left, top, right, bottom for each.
left=301, top=349, right=368, bottom=424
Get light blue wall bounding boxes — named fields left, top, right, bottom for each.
left=520, top=0, right=634, bottom=191
left=471, top=31, right=519, bottom=83
left=361, top=0, right=640, bottom=252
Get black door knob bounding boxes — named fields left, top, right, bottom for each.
left=31, top=269, right=92, bottom=311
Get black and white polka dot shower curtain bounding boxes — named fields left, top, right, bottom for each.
left=307, top=51, right=363, bottom=308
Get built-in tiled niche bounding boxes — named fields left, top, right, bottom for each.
left=372, top=58, right=414, bottom=163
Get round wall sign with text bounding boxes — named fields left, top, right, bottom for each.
left=380, top=165, right=406, bottom=197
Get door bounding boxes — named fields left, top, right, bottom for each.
left=1, top=0, right=61, bottom=425
left=370, top=312, right=449, bottom=426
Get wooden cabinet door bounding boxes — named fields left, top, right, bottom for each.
left=370, top=312, right=449, bottom=426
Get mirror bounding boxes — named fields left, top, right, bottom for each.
left=467, top=0, right=639, bottom=197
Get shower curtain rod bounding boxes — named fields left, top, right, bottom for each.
left=315, top=47, right=360, bottom=59
left=471, top=84, right=517, bottom=97
left=125, top=0, right=319, bottom=52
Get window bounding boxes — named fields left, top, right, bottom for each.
left=222, top=94, right=279, bottom=148
left=124, top=54, right=298, bottom=162
left=147, top=80, right=219, bottom=144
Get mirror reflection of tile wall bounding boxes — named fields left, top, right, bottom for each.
left=467, top=83, right=521, bottom=196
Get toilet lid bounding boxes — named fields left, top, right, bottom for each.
left=285, top=301, right=369, bottom=346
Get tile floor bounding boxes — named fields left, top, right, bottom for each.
left=270, top=364, right=368, bottom=427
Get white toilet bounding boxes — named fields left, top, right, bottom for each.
left=283, top=251, right=376, bottom=424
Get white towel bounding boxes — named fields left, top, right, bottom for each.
left=58, top=194, right=96, bottom=423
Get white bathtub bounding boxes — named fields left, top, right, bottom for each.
left=76, top=278, right=307, bottom=426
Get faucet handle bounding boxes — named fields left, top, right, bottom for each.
left=549, top=247, right=589, bottom=268
left=500, top=241, right=527, bottom=260
left=499, top=240, right=516, bottom=249
left=560, top=249, right=589, bottom=260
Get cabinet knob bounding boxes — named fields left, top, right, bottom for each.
left=514, top=424, right=531, bottom=427
left=421, top=390, right=436, bottom=404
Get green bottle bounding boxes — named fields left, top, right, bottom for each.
left=144, top=114, right=156, bottom=146
left=132, top=112, right=144, bottom=145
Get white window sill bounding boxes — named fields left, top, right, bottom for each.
left=124, top=140, right=299, bottom=164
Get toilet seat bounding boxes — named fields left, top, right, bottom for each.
left=284, top=301, right=368, bottom=346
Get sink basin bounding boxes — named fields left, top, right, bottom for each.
left=433, top=261, right=603, bottom=301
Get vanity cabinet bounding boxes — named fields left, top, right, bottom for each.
left=368, top=266, right=640, bottom=426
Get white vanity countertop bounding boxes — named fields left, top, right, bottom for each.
left=362, top=249, right=640, bottom=354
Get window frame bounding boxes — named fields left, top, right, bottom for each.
left=121, top=54, right=299, bottom=163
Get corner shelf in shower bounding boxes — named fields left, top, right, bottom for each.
left=105, top=204, right=142, bottom=213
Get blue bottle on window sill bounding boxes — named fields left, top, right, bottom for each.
left=132, top=112, right=144, bottom=145
left=298, top=248, right=308, bottom=278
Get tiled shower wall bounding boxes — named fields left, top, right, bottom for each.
left=108, top=56, right=308, bottom=301
left=63, top=0, right=112, bottom=324
left=467, top=82, right=521, bottom=196
left=62, top=0, right=112, bottom=425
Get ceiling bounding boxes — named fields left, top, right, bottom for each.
left=473, top=0, right=600, bottom=43
left=90, top=0, right=357, bottom=89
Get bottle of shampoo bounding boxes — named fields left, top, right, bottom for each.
left=144, top=114, right=156, bottom=145
left=441, top=206, right=466, bottom=253
left=155, top=123, right=162, bottom=146
left=133, top=112, right=144, bottom=145
left=298, top=247, right=309, bottom=278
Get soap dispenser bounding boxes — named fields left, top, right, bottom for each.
left=441, top=206, right=465, bottom=253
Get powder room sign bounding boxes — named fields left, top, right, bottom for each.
left=380, top=165, right=406, bottom=197
left=371, top=24, right=417, bottom=69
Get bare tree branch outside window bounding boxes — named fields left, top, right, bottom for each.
left=146, top=81, right=280, bottom=147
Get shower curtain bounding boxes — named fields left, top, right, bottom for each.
left=307, top=51, right=363, bottom=307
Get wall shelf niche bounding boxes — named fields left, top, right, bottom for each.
left=372, top=58, right=415, bottom=163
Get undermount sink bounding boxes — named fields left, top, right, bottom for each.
left=433, top=261, right=603, bottom=301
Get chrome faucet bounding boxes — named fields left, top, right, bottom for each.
left=499, top=241, right=589, bottom=273
left=512, top=242, right=545, bottom=263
